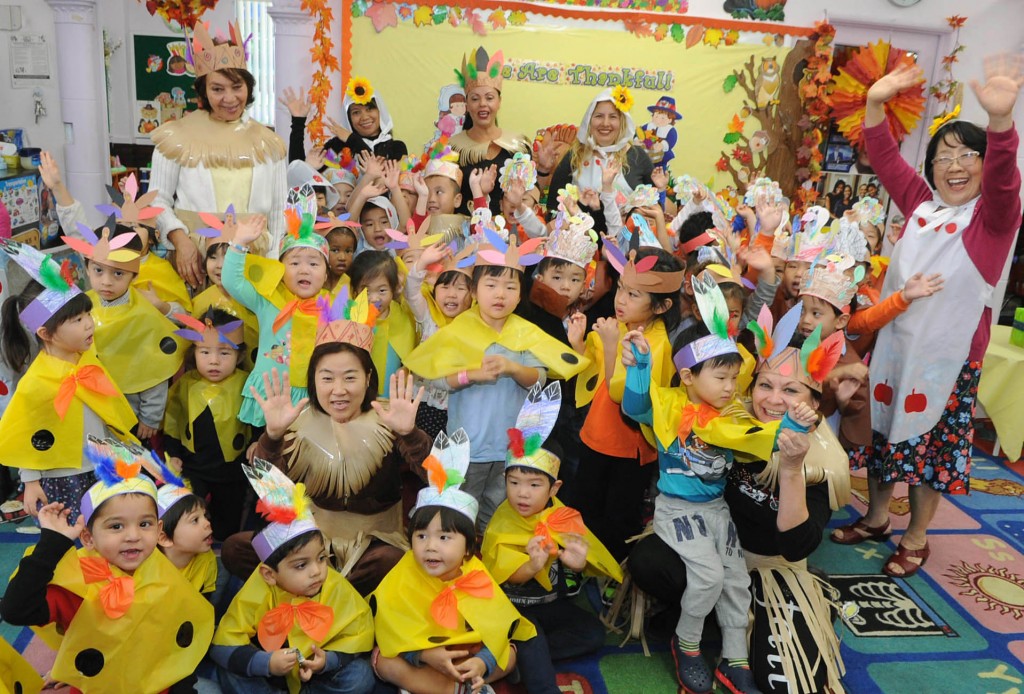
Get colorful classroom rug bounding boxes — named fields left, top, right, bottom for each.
left=2, top=440, right=1023, bottom=693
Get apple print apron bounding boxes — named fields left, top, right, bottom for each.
left=870, top=198, right=989, bottom=444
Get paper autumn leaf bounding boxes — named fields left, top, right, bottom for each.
left=704, top=28, right=723, bottom=47
left=448, top=6, right=460, bottom=26
left=947, top=15, right=967, bottom=28
left=398, top=5, right=412, bottom=18
left=685, top=24, right=704, bottom=49
left=723, top=74, right=738, bottom=93
left=716, top=156, right=730, bottom=171
left=654, top=24, right=669, bottom=41
left=727, top=114, right=745, bottom=133
left=413, top=5, right=432, bottom=26
left=467, top=9, right=487, bottom=35
left=723, top=132, right=741, bottom=144
left=508, top=10, right=527, bottom=25
left=724, top=29, right=739, bottom=46
left=364, top=1, right=397, bottom=32
left=671, top=24, right=685, bottom=43
left=488, top=10, right=506, bottom=29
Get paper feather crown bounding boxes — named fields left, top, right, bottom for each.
left=0, top=238, right=82, bottom=332
left=314, top=286, right=379, bottom=352
left=505, top=382, right=562, bottom=479
left=747, top=303, right=845, bottom=392
left=674, top=272, right=740, bottom=372
left=187, top=21, right=248, bottom=79
left=416, top=429, right=478, bottom=522
left=63, top=220, right=141, bottom=274
left=81, top=436, right=186, bottom=525
left=244, top=457, right=319, bottom=563
left=456, top=46, right=504, bottom=94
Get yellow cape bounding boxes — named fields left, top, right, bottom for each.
left=372, top=552, right=536, bottom=669
left=0, top=349, right=137, bottom=471
left=163, top=369, right=251, bottom=461
left=181, top=550, right=218, bottom=595
left=0, top=636, right=42, bottom=694
left=650, top=385, right=782, bottom=461
left=88, top=287, right=187, bottom=393
left=575, top=319, right=675, bottom=407
left=136, top=253, right=193, bottom=312
left=47, top=546, right=214, bottom=693
left=191, top=285, right=260, bottom=369
left=371, top=300, right=418, bottom=396
left=482, top=499, right=623, bottom=589
left=214, top=566, right=373, bottom=694
left=402, top=306, right=589, bottom=382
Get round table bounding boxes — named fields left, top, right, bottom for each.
left=978, top=325, right=1024, bottom=461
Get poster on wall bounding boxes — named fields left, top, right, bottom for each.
left=132, top=34, right=198, bottom=138
left=9, top=34, right=51, bottom=88
left=344, top=0, right=817, bottom=199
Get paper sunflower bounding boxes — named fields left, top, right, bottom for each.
left=611, top=85, right=634, bottom=113
left=346, top=76, right=374, bottom=106
left=830, top=41, right=925, bottom=148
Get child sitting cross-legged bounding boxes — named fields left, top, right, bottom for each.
left=482, top=382, right=620, bottom=675
left=0, top=438, right=215, bottom=694
left=211, top=459, right=376, bottom=694
left=372, top=429, right=557, bottom=694
left=621, top=273, right=826, bottom=694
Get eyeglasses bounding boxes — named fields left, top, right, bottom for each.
left=931, top=151, right=981, bottom=169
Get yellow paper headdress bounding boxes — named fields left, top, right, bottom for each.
left=63, top=222, right=141, bottom=274
left=457, top=47, right=504, bottom=94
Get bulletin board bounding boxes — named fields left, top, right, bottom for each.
left=131, top=34, right=199, bottom=138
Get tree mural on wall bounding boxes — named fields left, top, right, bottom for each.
left=715, top=40, right=817, bottom=201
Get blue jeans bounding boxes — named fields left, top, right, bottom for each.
left=216, top=658, right=375, bottom=694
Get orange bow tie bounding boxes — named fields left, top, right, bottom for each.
left=534, top=507, right=586, bottom=555
left=80, top=556, right=135, bottom=620
left=54, top=365, right=119, bottom=420
left=257, top=600, right=335, bottom=652
left=430, top=569, right=493, bottom=630
left=272, top=297, right=321, bottom=334
left=678, top=403, right=719, bottom=441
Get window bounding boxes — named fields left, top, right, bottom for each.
left=236, top=0, right=275, bottom=127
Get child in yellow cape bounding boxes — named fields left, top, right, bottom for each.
left=346, top=250, right=418, bottom=400
left=163, top=308, right=252, bottom=539
left=621, top=273, right=830, bottom=694
left=192, top=204, right=261, bottom=369
left=0, top=239, right=137, bottom=526
left=222, top=186, right=331, bottom=428
left=402, top=222, right=590, bottom=531
left=212, top=458, right=375, bottom=694
left=63, top=220, right=187, bottom=441
left=156, top=482, right=218, bottom=596
left=373, top=429, right=559, bottom=694
left=0, top=438, right=214, bottom=694
left=482, top=382, right=619, bottom=675
left=569, top=244, right=682, bottom=562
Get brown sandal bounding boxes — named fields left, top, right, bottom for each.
left=883, top=542, right=930, bottom=578
left=830, top=518, right=892, bottom=545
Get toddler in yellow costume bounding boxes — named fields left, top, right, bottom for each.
left=482, top=382, right=620, bottom=674
left=0, top=239, right=137, bottom=525
left=0, top=438, right=214, bottom=694
left=212, top=459, right=375, bottom=694
left=372, top=429, right=560, bottom=694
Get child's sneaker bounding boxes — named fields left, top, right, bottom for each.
left=714, top=662, right=762, bottom=694
left=670, top=635, right=712, bottom=694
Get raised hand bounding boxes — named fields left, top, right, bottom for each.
left=971, top=52, right=1024, bottom=124
left=356, top=151, right=384, bottom=179
left=233, top=214, right=267, bottom=247
left=278, top=87, right=312, bottom=118
left=594, top=316, right=620, bottom=346
left=756, top=201, right=786, bottom=234
left=412, top=172, right=429, bottom=198
left=417, top=241, right=451, bottom=271
left=371, top=370, right=424, bottom=435
left=535, top=138, right=558, bottom=173
left=38, top=151, right=63, bottom=190
left=578, top=188, right=600, bottom=211
left=621, top=329, right=649, bottom=366
left=37, top=502, right=84, bottom=541
left=504, top=179, right=525, bottom=210
left=567, top=312, right=587, bottom=353
left=651, top=166, right=669, bottom=190
left=601, top=159, right=621, bottom=192
left=305, top=147, right=326, bottom=171
left=252, top=368, right=309, bottom=441
left=381, top=159, right=400, bottom=191
left=788, top=401, right=819, bottom=429
left=867, top=63, right=925, bottom=105
left=324, top=116, right=352, bottom=143
left=478, top=164, right=498, bottom=196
